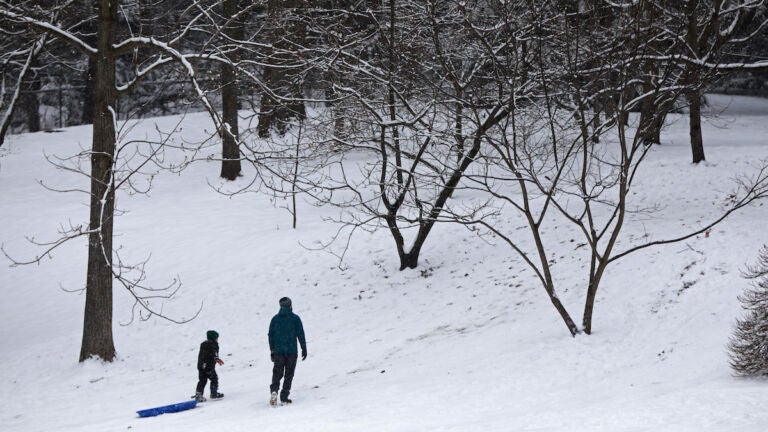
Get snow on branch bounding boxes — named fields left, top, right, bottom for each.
left=0, top=7, right=97, bottom=56
left=0, top=34, right=46, bottom=146
left=112, top=36, right=226, bottom=128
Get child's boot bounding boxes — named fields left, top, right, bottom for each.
left=210, top=387, right=224, bottom=399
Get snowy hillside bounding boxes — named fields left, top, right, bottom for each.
left=1, top=94, right=767, bottom=432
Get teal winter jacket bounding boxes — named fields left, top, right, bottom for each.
left=268, top=306, right=307, bottom=355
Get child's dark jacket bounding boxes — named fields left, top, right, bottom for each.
left=197, top=340, right=219, bottom=371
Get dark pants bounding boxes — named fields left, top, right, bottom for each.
left=196, top=367, right=218, bottom=394
left=270, top=353, right=298, bottom=401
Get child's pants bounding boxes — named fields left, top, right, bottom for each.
left=196, top=367, right=219, bottom=394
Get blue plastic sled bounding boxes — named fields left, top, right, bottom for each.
left=136, top=400, right=198, bottom=418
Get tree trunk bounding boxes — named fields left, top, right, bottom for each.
left=399, top=252, right=419, bottom=270
left=637, top=88, right=656, bottom=145
left=583, top=160, right=630, bottom=334
left=590, top=108, right=600, bottom=143
left=257, top=72, right=306, bottom=138
left=79, top=0, right=117, bottom=362
left=21, top=93, right=40, bottom=132
left=81, top=55, right=97, bottom=125
left=220, top=0, right=242, bottom=180
left=647, top=112, right=664, bottom=145
left=688, top=89, right=705, bottom=163
left=21, top=71, right=41, bottom=132
left=582, top=270, right=600, bottom=335
left=1, top=38, right=43, bottom=146
left=257, top=0, right=306, bottom=137
left=398, top=216, right=425, bottom=270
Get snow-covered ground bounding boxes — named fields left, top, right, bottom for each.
left=1, top=94, right=767, bottom=432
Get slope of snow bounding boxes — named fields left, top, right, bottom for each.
left=1, top=95, right=767, bottom=432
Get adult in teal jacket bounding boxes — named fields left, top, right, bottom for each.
left=268, top=297, right=307, bottom=405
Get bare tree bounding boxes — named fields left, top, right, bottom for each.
left=655, top=0, right=768, bottom=163
left=465, top=0, right=768, bottom=336
left=0, top=34, right=46, bottom=146
left=0, top=0, right=58, bottom=145
left=1, top=0, right=244, bottom=361
left=289, top=0, right=519, bottom=270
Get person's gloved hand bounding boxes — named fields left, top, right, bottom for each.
left=216, top=358, right=224, bottom=366
left=301, top=349, right=307, bottom=361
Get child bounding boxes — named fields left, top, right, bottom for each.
left=193, top=330, right=225, bottom=402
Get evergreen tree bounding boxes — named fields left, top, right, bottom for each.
left=729, top=246, right=768, bottom=376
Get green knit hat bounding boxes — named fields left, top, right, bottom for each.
left=206, top=330, right=219, bottom=341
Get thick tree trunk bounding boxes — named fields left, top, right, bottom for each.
left=688, top=89, right=705, bottom=163
left=399, top=253, right=419, bottom=270
left=21, top=93, right=40, bottom=132
left=647, top=112, right=664, bottom=145
left=81, top=56, right=96, bottom=125
left=79, top=0, right=116, bottom=362
left=637, top=89, right=656, bottom=145
left=21, top=71, right=41, bottom=132
left=79, top=1, right=98, bottom=126
left=220, top=67, right=241, bottom=179
left=220, top=0, right=242, bottom=180
left=682, top=0, right=706, bottom=164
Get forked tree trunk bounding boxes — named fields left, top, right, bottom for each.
left=79, top=0, right=117, bottom=362
left=391, top=114, right=507, bottom=271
